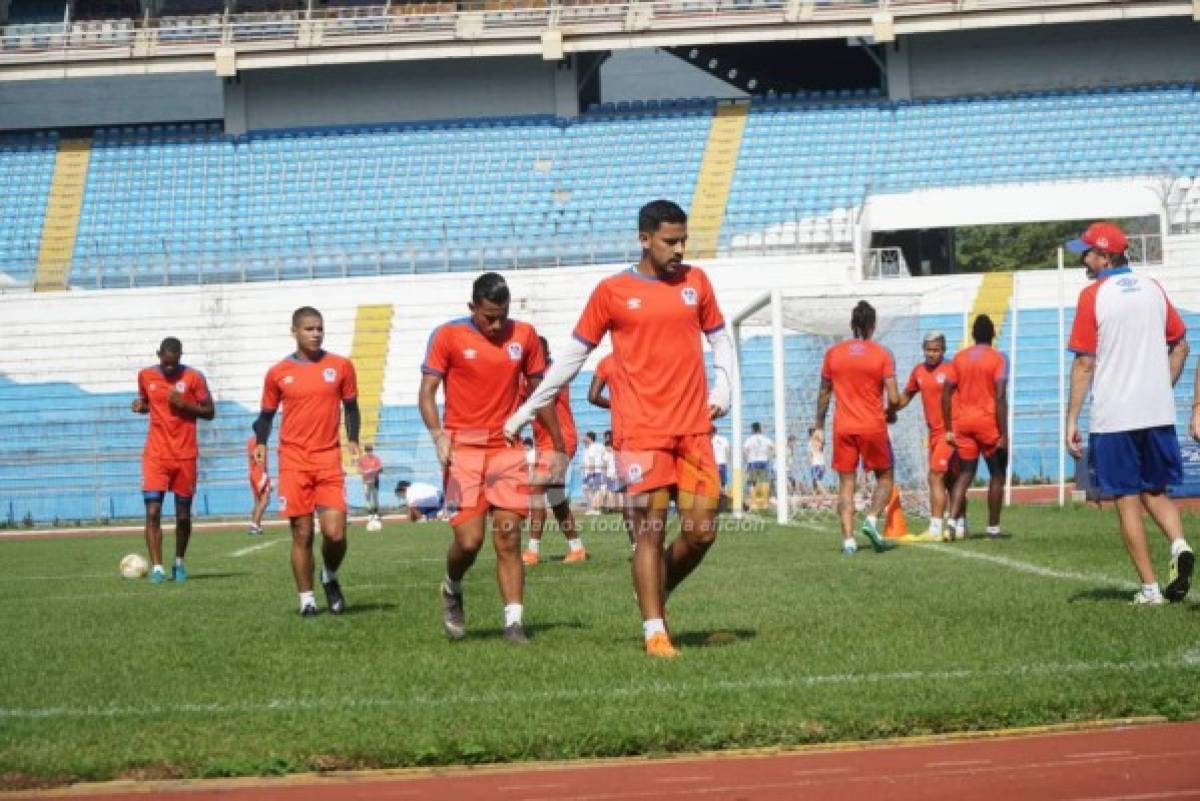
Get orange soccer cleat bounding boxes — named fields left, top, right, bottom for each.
left=644, top=632, right=680, bottom=659
left=563, top=547, right=589, bottom=564
left=521, top=549, right=539, bottom=567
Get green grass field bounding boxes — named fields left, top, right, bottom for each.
left=1, top=503, right=1198, bottom=788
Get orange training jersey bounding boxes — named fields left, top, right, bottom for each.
left=138, top=365, right=210, bottom=461
left=246, top=434, right=268, bottom=473
left=904, top=360, right=954, bottom=434
left=260, top=352, right=357, bottom=470
left=947, top=345, right=1008, bottom=425
left=594, top=354, right=624, bottom=444
left=533, top=379, right=578, bottom=455
left=573, top=265, right=724, bottom=447
left=422, top=318, right=546, bottom=448
left=820, top=339, right=895, bottom=435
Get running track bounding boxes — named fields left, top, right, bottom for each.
left=12, top=721, right=1199, bottom=801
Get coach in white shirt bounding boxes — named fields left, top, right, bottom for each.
left=743, top=422, right=774, bottom=512
left=1065, top=222, right=1193, bottom=605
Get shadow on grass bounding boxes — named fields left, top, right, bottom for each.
left=1068, top=587, right=1132, bottom=604
left=462, top=620, right=588, bottom=642
left=675, top=628, right=758, bottom=648
left=340, top=602, right=399, bottom=616
left=181, top=572, right=249, bottom=582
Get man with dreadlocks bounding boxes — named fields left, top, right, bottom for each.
left=811, top=301, right=900, bottom=555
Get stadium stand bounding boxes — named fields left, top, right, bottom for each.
left=0, top=83, right=1176, bottom=288
left=0, top=131, right=57, bottom=287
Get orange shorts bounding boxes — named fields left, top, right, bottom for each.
left=249, top=466, right=272, bottom=496
left=953, top=419, right=1002, bottom=461
left=532, top=443, right=578, bottom=488
left=927, top=429, right=957, bottom=473
left=142, top=455, right=197, bottom=498
left=445, top=445, right=530, bottom=527
left=832, top=430, right=893, bottom=473
left=617, top=434, right=720, bottom=499
left=278, top=464, right=345, bottom=518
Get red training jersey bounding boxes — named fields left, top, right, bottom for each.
left=904, top=360, right=954, bottom=434
left=533, top=376, right=578, bottom=456
left=246, top=434, right=269, bottom=474
left=422, top=318, right=546, bottom=448
left=573, top=265, right=724, bottom=447
left=820, top=339, right=895, bottom=435
left=138, top=365, right=210, bottom=461
left=946, top=345, right=1008, bottom=426
left=357, top=453, right=383, bottom=480
left=260, top=352, right=358, bottom=470
left=594, top=354, right=624, bottom=445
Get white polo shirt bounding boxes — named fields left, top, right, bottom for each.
left=711, top=433, right=730, bottom=467
left=1068, top=267, right=1186, bottom=434
left=744, top=433, right=774, bottom=464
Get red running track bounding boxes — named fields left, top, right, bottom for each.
left=13, top=721, right=1200, bottom=801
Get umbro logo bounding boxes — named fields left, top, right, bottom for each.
left=463, top=349, right=477, bottom=360
left=627, top=298, right=642, bottom=310
left=283, top=376, right=295, bottom=384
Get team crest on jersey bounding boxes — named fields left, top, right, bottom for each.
left=627, top=463, right=643, bottom=484
left=936, top=374, right=946, bottom=384
left=507, top=343, right=523, bottom=361
left=463, top=348, right=477, bottom=360
left=680, top=287, right=698, bottom=306
left=174, top=381, right=187, bottom=393
left=323, top=368, right=337, bottom=383
left=627, top=298, right=642, bottom=310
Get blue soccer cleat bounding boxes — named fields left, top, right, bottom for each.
left=172, top=563, right=187, bottom=583
left=149, top=566, right=166, bottom=584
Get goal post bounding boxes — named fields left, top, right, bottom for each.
left=731, top=289, right=932, bottom=525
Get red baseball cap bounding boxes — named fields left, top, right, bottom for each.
left=1065, top=222, right=1127, bottom=254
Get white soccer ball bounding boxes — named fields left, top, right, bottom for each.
left=120, top=553, right=149, bottom=579
left=366, top=518, right=383, bottom=532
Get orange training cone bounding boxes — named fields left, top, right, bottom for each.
left=884, top=485, right=907, bottom=539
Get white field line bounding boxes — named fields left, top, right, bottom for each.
left=920, top=544, right=1137, bottom=589
left=228, top=539, right=284, bottom=557
left=1, top=655, right=1196, bottom=721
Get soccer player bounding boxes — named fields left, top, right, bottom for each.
left=942, top=315, right=1008, bottom=541
left=420, top=272, right=565, bottom=645
left=743, top=422, right=774, bottom=512
left=357, top=443, right=383, bottom=525
left=711, top=430, right=730, bottom=495
left=133, top=337, right=214, bottom=583
left=247, top=433, right=271, bottom=536
left=1065, top=222, right=1193, bottom=605
left=506, top=199, right=735, bottom=658
left=894, top=331, right=960, bottom=541
left=580, top=431, right=605, bottom=516
left=807, top=426, right=827, bottom=496
left=523, top=337, right=586, bottom=567
left=810, top=301, right=899, bottom=555
left=253, top=307, right=360, bottom=617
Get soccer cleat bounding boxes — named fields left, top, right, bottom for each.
left=322, top=578, right=346, bottom=615
left=441, top=584, right=466, bottom=640
left=299, top=604, right=319, bottom=618
left=860, top=521, right=896, bottom=553
left=841, top=539, right=858, bottom=556
left=149, top=566, right=166, bottom=584
left=898, top=531, right=938, bottom=543
left=521, top=549, right=539, bottom=567
left=503, top=622, right=530, bottom=645
left=644, top=632, right=680, bottom=658
left=1130, top=591, right=1166, bottom=607
left=563, top=547, right=589, bottom=564
left=1165, top=548, right=1194, bottom=603
left=248, top=525, right=263, bottom=536
left=172, top=563, right=187, bottom=583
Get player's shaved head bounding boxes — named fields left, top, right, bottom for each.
left=292, top=306, right=322, bottom=327
left=472, top=273, right=510, bottom=306
left=158, top=337, right=182, bottom=355
left=972, top=314, right=996, bottom=344
left=638, top=199, right=687, bottom=234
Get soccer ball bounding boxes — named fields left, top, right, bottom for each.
left=365, top=518, right=383, bottom=532
left=120, top=553, right=149, bottom=579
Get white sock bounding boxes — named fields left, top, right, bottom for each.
left=929, top=518, right=943, bottom=536
left=174, top=557, right=184, bottom=568
left=567, top=537, right=583, bottom=551
left=299, top=591, right=316, bottom=610
left=1171, top=539, right=1192, bottom=557
left=443, top=575, right=462, bottom=595
left=1141, top=583, right=1162, bottom=599
left=152, top=564, right=164, bottom=574
left=956, top=517, right=966, bottom=533
left=986, top=525, right=1001, bottom=535
left=865, top=514, right=878, bottom=529
left=321, top=566, right=337, bottom=584
left=643, top=618, right=667, bottom=639
left=526, top=539, right=540, bottom=554
left=504, top=603, right=523, bottom=627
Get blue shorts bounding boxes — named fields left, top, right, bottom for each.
left=583, top=472, right=604, bottom=491
left=810, top=465, right=825, bottom=482
left=718, top=464, right=729, bottom=488
left=606, top=477, right=623, bottom=493
left=1088, top=426, right=1182, bottom=497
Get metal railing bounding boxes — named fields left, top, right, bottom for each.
left=0, top=0, right=1182, bottom=60
left=863, top=246, right=907, bottom=279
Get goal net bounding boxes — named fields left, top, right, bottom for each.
left=731, top=291, right=932, bottom=524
